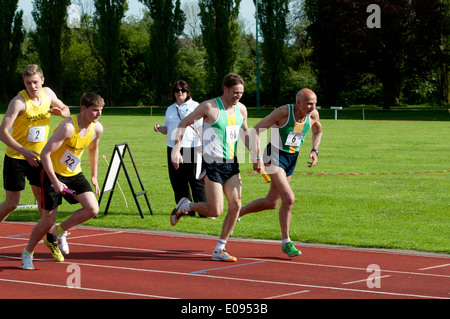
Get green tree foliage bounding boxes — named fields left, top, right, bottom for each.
left=305, top=0, right=449, bottom=108
left=119, top=15, right=153, bottom=105
left=61, top=17, right=104, bottom=105
left=401, top=0, right=450, bottom=105
left=255, top=0, right=289, bottom=106
left=438, top=0, right=450, bottom=104
left=4, top=1, right=447, bottom=108
left=199, top=0, right=241, bottom=96
left=0, top=0, right=24, bottom=102
left=140, top=0, right=185, bottom=104
left=32, top=0, right=70, bottom=96
left=94, top=0, right=128, bottom=106
left=177, top=43, right=208, bottom=102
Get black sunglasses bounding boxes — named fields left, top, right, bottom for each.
left=174, top=88, right=188, bottom=93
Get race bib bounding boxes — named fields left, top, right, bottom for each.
left=285, top=132, right=304, bottom=147
left=27, top=126, right=46, bottom=143
left=226, top=125, right=239, bottom=143
left=60, top=149, right=81, bottom=172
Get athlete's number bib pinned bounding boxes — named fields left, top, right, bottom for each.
left=226, top=125, right=239, bottom=143
left=60, top=149, right=81, bottom=172
left=27, top=126, right=46, bottom=143
left=285, top=132, right=304, bottom=147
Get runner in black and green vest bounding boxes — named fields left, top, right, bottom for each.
left=240, top=88, right=323, bottom=258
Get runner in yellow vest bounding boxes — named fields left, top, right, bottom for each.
left=240, top=88, right=323, bottom=258
left=170, top=73, right=250, bottom=262
left=22, top=92, right=104, bottom=270
left=0, top=64, right=70, bottom=259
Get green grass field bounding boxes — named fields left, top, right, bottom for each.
left=3, top=109, right=449, bottom=254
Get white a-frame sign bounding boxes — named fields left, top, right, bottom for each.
left=99, top=143, right=153, bottom=218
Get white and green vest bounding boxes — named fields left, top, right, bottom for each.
left=203, top=97, right=243, bottom=160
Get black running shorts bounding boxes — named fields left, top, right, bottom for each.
left=41, top=171, right=93, bottom=210
left=204, top=157, right=240, bottom=185
left=263, top=144, right=299, bottom=177
left=3, top=155, right=43, bottom=191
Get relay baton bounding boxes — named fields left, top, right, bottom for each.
left=51, top=184, right=77, bottom=196
left=262, top=170, right=271, bottom=183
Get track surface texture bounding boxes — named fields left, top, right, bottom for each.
left=1, top=222, right=448, bottom=305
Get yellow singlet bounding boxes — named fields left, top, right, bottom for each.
left=6, top=89, right=51, bottom=160
left=51, top=115, right=94, bottom=177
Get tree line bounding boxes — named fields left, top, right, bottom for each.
left=0, top=0, right=449, bottom=108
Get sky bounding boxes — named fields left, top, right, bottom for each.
left=17, top=0, right=257, bottom=32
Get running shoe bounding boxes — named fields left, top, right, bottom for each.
left=212, top=249, right=237, bottom=262
left=21, top=249, right=35, bottom=270
left=51, top=224, right=69, bottom=255
left=282, top=241, right=302, bottom=257
left=44, top=237, right=64, bottom=262
left=170, top=197, right=190, bottom=226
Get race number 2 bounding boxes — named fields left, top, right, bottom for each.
left=27, top=126, right=46, bottom=143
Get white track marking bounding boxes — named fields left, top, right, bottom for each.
left=1, top=223, right=449, bottom=299
left=0, top=278, right=176, bottom=299
left=418, top=263, right=450, bottom=271
left=265, top=290, right=311, bottom=299
left=342, top=275, right=392, bottom=285
left=60, top=241, right=450, bottom=279
left=0, top=254, right=447, bottom=299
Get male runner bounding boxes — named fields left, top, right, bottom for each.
left=170, top=73, right=249, bottom=262
left=0, top=64, right=70, bottom=260
left=240, top=88, right=322, bottom=257
left=22, top=92, right=104, bottom=270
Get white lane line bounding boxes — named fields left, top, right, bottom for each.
left=2, top=225, right=449, bottom=299
left=265, top=290, right=311, bottom=299
left=62, top=242, right=450, bottom=279
left=1, top=254, right=446, bottom=299
left=0, top=278, right=176, bottom=299
left=342, top=275, right=392, bottom=285
left=418, top=263, right=450, bottom=271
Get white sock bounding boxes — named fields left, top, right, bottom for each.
left=215, top=239, right=227, bottom=252
left=281, top=238, right=291, bottom=246
left=181, top=200, right=191, bottom=212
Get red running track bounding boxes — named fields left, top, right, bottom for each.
left=0, top=221, right=449, bottom=300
